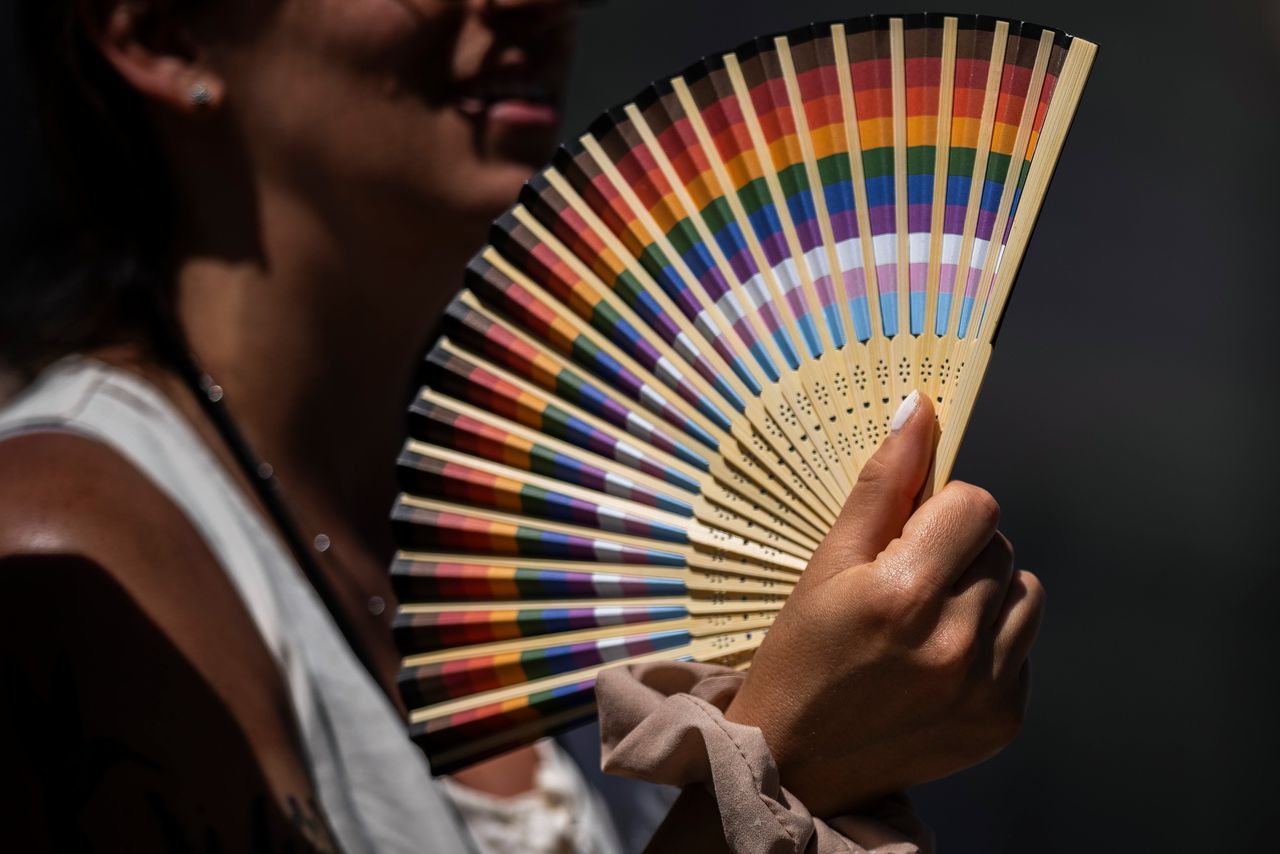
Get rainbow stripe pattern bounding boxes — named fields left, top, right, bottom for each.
left=394, top=13, right=1095, bottom=773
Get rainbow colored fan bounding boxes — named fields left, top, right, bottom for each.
left=391, top=13, right=1096, bottom=773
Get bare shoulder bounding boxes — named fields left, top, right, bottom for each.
left=0, top=430, right=202, bottom=559
left=0, top=429, right=276, bottom=670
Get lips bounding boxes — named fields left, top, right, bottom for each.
left=454, top=77, right=560, bottom=126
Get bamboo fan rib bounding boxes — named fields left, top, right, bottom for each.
left=393, top=13, right=1096, bottom=773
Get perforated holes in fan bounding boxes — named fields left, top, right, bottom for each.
left=832, top=371, right=852, bottom=405
left=897, top=356, right=911, bottom=385
left=844, top=420, right=866, bottom=455
left=747, top=435, right=803, bottom=494
left=811, top=380, right=832, bottom=410
left=874, top=359, right=891, bottom=404
left=852, top=364, right=868, bottom=393
left=698, top=547, right=727, bottom=565
left=814, top=436, right=837, bottom=473
left=866, top=419, right=884, bottom=447
left=792, top=394, right=816, bottom=423
left=762, top=414, right=790, bottom=448
left=698, top=571, right=730, bottom=587
left=713, top=504, right=782, bottom=545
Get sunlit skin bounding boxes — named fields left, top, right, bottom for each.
left=0, top=0, right=1044, bottom=850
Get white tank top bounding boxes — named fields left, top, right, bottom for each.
left=0, top=357, right=623, bottom=854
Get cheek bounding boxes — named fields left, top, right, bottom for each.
left=227, top=2, right=534, bottom=221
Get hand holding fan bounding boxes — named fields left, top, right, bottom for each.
left=390, top=13, right=1096, bottom=773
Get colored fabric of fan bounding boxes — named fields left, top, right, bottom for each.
left=392, top=13, right=1096, bottom=773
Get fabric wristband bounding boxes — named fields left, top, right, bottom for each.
left=596, top=661, right=932, bottom=854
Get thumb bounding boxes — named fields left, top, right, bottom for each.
left=806, top=391, right=936, bottom=580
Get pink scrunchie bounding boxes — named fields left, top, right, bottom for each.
left=596, top=661, right=934, bottom=854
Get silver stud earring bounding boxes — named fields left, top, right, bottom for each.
left=189, top=81, right=213, bottom=108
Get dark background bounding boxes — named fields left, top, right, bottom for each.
left=4, top=0, right=1278, bottom=850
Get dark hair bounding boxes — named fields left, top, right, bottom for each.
left=0, top=2, right=183, bottom=379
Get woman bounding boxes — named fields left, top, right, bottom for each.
left=0, top=0, right=1044, bottom=851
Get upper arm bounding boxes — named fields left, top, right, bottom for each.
left=0, top=434, right=335, bottom=852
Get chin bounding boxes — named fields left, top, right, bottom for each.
left=460, top=159, right=547, bottom=221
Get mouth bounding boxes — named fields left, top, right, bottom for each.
left=453, top=74, right=562, bottom=128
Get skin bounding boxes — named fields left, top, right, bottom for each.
left=0, top=0, right=1045, bottom=849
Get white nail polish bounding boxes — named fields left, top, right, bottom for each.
left=890, top=390, right=921, bottom=434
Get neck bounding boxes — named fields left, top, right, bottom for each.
left=175, top=189, right=475, bottom=560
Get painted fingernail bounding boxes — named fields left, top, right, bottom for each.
left=890, top=390, right=921, bottom=434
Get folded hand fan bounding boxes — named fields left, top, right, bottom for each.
left=391, top=13, right=1096, bottom=773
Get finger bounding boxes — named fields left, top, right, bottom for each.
left=945, top=531, right=1016, bottom=631
left=876, top=481, right=1001, bottom=600
left=808, top=391, right=936, bottom=579
left=990, top=570, right=1046, bottom=682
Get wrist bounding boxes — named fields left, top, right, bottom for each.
left=725, top=690, right=895, bottom=819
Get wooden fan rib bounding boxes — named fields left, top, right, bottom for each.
left=411, top=389, right=701, bottom=503
left=451, top=284, right=720, bottom=455
left=393, top=551, right=801, bottom=592
left=402, top=432, right=817, bottom=556
left=408, top=632, right=765, bottom=726
left=799, top=25, right=899, bottom=462
left=921, top=16, right=959, bottom=408
left=774, top=31, right=885, bottom=478
left=941, top=20, right=1009, bottom=346
left=616, top=102, right=795, bottom=388
left=417, top=694, right=599, bottom=776
left=426, top=337, right=705, bottom=489
left=538, top=169, right=840, bottom=526
left=932, top=33, right=1096, bottom=490
left=724, top=49, right=841, bottom=358
left=398, top=626, right=699, bottom=710
left=400, top=441, right=696, bottom=543
left=696, top=487, right=822, bottom=552
left=722, top=50, right=860, bottom=498
left=973, top=30, right=1081, bottom=345
left=888, top=17, right=934, bottom=417
left=412, top=386, right=819, bottom=547
left=505, top=202, right=743, bottom=445
left=400, top=597, right=784, bottom=617
left=660, top=73, right=862, bottom=519
left=417, top=357, right=816, bottom=553
left=458, top=261, right=734, bottom=490
left=396, top=493, right=806, bottom=573
left=552, top=141, right=759, bottom=406
left=400, top=625, right=698, bottom=675
left=672, top=65, right=820, bottom=377
left=464, top=249, right=737, bottom=449
left=445, top=291, right=715, bottom=468
left=966, top=29, right=1056, bottom=348
left=669, top=62, right=858, bottom=505
left=576, top=133, right=849, bottom=514
left=619, top=97, right=859, bottom=495
left=831, top=22, right=898, bottom=442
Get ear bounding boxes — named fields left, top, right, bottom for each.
left=84, top=0, right=226, bottom=114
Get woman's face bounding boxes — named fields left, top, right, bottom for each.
left=199, top=0, right=576, bottom=246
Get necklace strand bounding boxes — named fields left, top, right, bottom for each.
left=176, top=352, right=383, bottom=680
